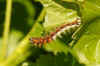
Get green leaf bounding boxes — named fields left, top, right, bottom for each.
left=72, top=1, right=100, bottom=64
left=80, top=0, right=100, bottom=23
left=24, top=54, right=84, bottom=66
left=38, top=0, right=80, bottom=32
left=36, top=0, right=80, bottom=55
left=72, top=19, right=100, bottom=65
left=44, top=39, right=69, bottom=55
left=72, top=0, right=100, bottom=42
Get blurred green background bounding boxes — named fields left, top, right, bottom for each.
left=0, top=0, right=100, bottom=66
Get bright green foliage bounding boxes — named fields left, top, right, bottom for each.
left=0, top=0, right=36, bottom=57
left=39, top=0, right=79, bottom=32
left=21, top=54, right=84, bottom=66
left=72, top=0, right=100, bottom=66
left=0, top=0, right=100, bottom=66
left=73, top=19, right=100, bottom=65
left=36, top=0, right=80, bottom=55
left=44, top=39, right=69, bottom=55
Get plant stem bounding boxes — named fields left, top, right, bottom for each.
left=1, top=0, right=12, bottom=61
left=2, top=8, right=46, bottom=66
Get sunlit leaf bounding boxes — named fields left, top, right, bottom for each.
left=36, top=0, right=80, bottom=55
left=40, top=0, right=79, bottom=32
left=72, top=19, right=100, bottom=65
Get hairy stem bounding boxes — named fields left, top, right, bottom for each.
left=2, top=8, right=46, bottom=66
left=1, top=0, right=12, bottom=61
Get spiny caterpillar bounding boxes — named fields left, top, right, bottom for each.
left=29, top=18, right=81, bottom=47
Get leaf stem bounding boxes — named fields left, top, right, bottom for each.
left=2, top=8, right=46, bottom=66
left=1, top=0, right=12, bottom=61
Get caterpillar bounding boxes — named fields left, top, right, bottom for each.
left=29, top=18, right=81, bottom=47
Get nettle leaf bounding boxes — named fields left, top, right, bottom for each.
left=80, top=0, right=100, bottom=23
left=24, top=54, right=83, bottom=66
left=42, top=0, right=79, bottom=32
left=36, top=0, right=80, bottom=54
left=72, top=19, right=100, bottom=65
left=44, top=39, right=69, bottom=55
left=71, top=0, right=100, bottom=65
left=29, top=23, right=44, bottom=37
left=72, top=0, right=100, bottom=40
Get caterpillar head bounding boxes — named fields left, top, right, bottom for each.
left=29, top=38, right=40, bottom=44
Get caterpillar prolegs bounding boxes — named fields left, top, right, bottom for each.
left=29, top=18, right=81, bottom=47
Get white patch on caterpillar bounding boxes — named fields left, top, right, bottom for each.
left=52, top=22, right=81, bottom=40
left=77, top=17, right=81, bottom=23
left=52, top=34, right=57, bottom=39
left=71, top=24, right=79, bottom=28
left=52, top=31, right=62, bottom=39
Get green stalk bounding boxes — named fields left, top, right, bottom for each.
left=1, top=0, right=12, bottom=61
left=2, top=8, right=46, bottom=66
